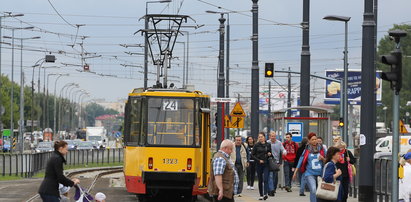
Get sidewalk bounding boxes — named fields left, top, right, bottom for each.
left=233, top=183, right=358, bottom=202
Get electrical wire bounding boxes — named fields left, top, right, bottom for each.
left=46, top=0, right=77, bottom=28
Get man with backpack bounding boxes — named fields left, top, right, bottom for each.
left=282, top=132, right=299, bottom=192
left=230, top=136, right=248, bottom=197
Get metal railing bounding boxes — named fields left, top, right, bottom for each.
left=374, top=152, right=392, bottom=202
left=0, top=148, right=124, bottom=178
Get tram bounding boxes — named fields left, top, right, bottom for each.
left=123, top=88, right=211, bottom=201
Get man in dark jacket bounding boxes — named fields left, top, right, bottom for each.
left=38, top=141, right=79, bottom=201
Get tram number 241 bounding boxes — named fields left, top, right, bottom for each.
left=163, top=158, right=178, bottom=164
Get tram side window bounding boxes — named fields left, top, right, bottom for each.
left=129, top=98, right=141, bottom=145
left=194, top=101, right=201, bottom=147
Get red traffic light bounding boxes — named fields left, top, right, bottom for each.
left=83, top=64, right=90, bottom=71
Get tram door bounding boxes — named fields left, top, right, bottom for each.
left=201, top=110, right=210, bottom=187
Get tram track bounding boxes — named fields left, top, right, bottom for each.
left=25, top=167, right=123, bottom=202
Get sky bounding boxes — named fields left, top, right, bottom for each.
left=0, top=0, right=410, bottom=103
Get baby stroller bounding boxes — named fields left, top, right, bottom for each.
left=74, top=185, right=94, bottom=202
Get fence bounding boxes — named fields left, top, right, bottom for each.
left=374, top=152, right=393, bottom=202
left=0, top=148, right=123, bottom=178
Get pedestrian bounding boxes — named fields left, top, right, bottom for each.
left=95, top=192, right=106, bottom=202
left=399, top=152, right=411, bottom=202
left=58, top=184, right=70, bottom=202
left=208, top=139, right=239, bottom=202
left=282, top=132, right=299, bottom=192
left=245, top=136, right=256, bottom=190
left=317, top=146, right=343, bottom=202
left=293, top=132, right=326, bottom=202
left=334, top=141, right=356, bottom=202
left=293, top=137, right=309, bottom=196
left=267, top=131, right=286, bottom=196
left=317, top=137, right=328, bottom=151
left=230, top=136, right=248, bottom=197
left=38, top=140, right=80, bottom=202
left=251, top=132, right=272, bottom=200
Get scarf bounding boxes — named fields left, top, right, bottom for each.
left=306, top=144, right=321, bottom=154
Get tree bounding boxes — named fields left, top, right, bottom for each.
left=377, top=24, right=411, bottom=129
left=84, top=103, right=119, bottom=126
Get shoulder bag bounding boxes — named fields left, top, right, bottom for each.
left=316, top=162, right=341, bottom=200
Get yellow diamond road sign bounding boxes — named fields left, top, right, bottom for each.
left=400, top=120, right=408, bottom=134
left=230, top=102, right=246, bottom=117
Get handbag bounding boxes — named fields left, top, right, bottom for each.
left=316, top=162, right=341, bottom=200
left=268, top=157, right=280, bottom=171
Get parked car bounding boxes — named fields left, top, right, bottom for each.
left=2, top=140, right=10, bottom=152
left=35, top=142, right=53, bottom=153
left=76, top=141, right=94, bottom=150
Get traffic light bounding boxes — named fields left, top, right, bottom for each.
left=265, top=63, right=274, bottom=78
left=380, top=30, right=407, bottom=94
left=339, top=118, right=344, bottom=128
left=83, top=64, right=90, bottom=71
left=381, top=51, right=402, bottom=93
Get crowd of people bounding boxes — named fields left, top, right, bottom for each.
left=209, top=132, right=360, bottom=202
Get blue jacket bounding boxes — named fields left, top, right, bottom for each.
left=322, top=161, right=343, bottom=201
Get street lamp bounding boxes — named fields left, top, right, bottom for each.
left=3, top=26, right=34, bottom=152
left=323, top=15, right=351, bottom=144
left=144, top=0, right=172, bottom=89
left=3, top=35, right=40, bottom=153
left=52, top=74, right=69, bottom=135
left=0, top=14, right=24, bottom=136
left=57, top=83, right=77, bottom=131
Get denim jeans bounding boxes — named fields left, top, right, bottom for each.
left=299, top=172, right=307, bottom=194
left=256, top=162, right=269, bottom=196
left=235, top=163, right=244, bottom=194
left=283, top=161, right=293, bottom=187
left=40, top=194, right=60, bottom=202
left=268, top=171, right=278, bottom=192
left=305, top=175, right=319, bottom=202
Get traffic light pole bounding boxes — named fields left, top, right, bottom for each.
left=392, top=92, right=400, bottom=202
left=267, top=81, right=271, bottom=134
left=300, top=0, right=311, bottom=136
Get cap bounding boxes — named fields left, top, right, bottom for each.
left=95, top=192, right=106, bottom=201
left=404, top=152, right=411, bottom=160
left=58, top=184, right=70, bottom=195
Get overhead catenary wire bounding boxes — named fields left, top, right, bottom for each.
left=46, top=0, right=77, bottom=28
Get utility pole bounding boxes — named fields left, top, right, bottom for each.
left=19, top=39, right=24, bottom=153
left=287, top=67, right=292, bottom=116
left=300, top=0, right=311, bottom=135
left=237, top=93, right=240, bottom=136
left=251, top=0, right=259, bottom=139
left=225, top=13, right=230, bottom=139
left=267, top=81, right=271, bottom=133
left=10, top=29, right=15, bottom=152
left=359, top=0, right=376, bottom=200
left=216, top=13, right=226, bottom=150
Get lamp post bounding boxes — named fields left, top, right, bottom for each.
left=0, top=14, right=23, bottom=138
left=3, top=26, right=33, bottom=152
left=323, top=15, right=351, bottom=144
left=3, top=35, right=40, bottom=153
left=53, top=74, right=69, bottom=135
left=70, top=89, right=85, bottom=130
left=58, top=83, right=77, bottom=132
left=61, top=85, right=79, bottom=131
left=144, top=0, right=172, bottom=89
left=77, top=92, right=89, bottom=128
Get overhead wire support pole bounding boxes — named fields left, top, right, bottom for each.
left=267, top=81, right=271, bottom=134
left=225, top=13, right=230, bottom=138
left=216, top=13, right=226, bottom=149
left=251, top=0, right=259, bottom=140
left=359, top=0, right=376, bottom=200
left=300, top=0, right=311, bottom=135
left=287, top=67, right=292, bottom=116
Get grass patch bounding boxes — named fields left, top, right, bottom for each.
left=0, top=162, right=123, bottom=181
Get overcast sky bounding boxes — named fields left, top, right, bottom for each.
left=1, top=0, right=410, bottom=103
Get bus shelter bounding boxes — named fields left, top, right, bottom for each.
left=272, top=106, right=333, bottom=146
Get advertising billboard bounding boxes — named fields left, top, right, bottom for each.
left=324, top=69, right=382, bottom=105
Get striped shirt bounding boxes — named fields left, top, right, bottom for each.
left=212, top=150, right=240, bottom=195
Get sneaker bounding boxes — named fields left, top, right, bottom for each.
left=258, top=196, right=263, bottom=200
left=286, top=187, right=292, bottom=192
left=251, top=186, right=255, bottom=190
left=300, top=193, right=306, bottom=196
left=263, top=195, right=268, bottom=200
left=268, top=192, right=274, bottom=197
left=237, top=194, right=242, bottom=197
left=247, top=186, right=251, bottom=190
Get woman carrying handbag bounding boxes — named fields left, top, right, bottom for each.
left=317, top=146, right=343, bottom=202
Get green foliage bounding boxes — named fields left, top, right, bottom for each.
left=377, top=24, right=411, bottom=128
left=84, top=103, right=119, bottom=126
